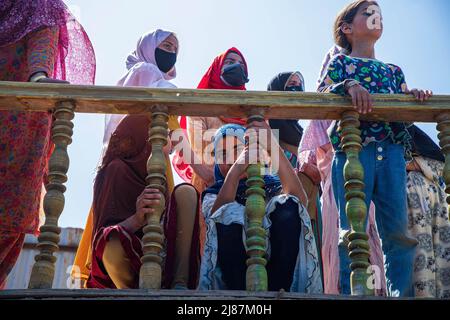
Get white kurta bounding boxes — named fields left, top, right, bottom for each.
left=199, top=193, right=323, bottom=293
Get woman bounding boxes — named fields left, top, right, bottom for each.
left=199, top=123, right=322, bottom=293
left=0, top=0, right=95, bottom=289
left=406, top=126, right=450, bottom=298
left=86, top=115, right=200, bottom=290
left=72, top=30, right=200, bottom=289
left=183, top=47, right=250, bottom=194
left=267, top=71, right=323, bottom=277
left=267, top=72, right=306, bottom=167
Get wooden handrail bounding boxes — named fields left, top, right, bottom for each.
left=0, top=81, right=449, bottom=122
left=3, top=80, right=448, bottom=296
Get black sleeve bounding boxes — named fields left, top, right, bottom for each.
left=269, top=119, right=304, bottom=147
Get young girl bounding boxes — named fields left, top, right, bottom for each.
left=199, top=123, right=322, bottom=293
left=318, top=0, right=432, bottom=297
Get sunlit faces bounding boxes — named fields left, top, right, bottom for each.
left=155, top=34, right=178, bottom=73
left=364, top=3, right=382, bottom=31
left=222, top=52, right=245, bottom=71
left=215, top=136, right=245, bottom=178
left=342, top=2, right=383, bottom=44
left=158, top=34, right=179, bottom=53
left=220, top=51, right=249, bottom=87
left=285, top=73, right=303, bottom=88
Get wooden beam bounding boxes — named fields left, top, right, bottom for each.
left=0, top=289, right=404, bottom=300
left=0, top=81, right=449, bottom=122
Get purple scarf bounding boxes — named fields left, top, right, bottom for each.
left=0, top=0, right=96, bottom=84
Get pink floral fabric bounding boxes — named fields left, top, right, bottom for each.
left=0, top=231, right=25, bottom=288
left=0, top=27, right=59, bottom=235
left=0, top=0, right=96, bottom=85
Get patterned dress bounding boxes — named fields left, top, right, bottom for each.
left=318, top=54, right=412, bottom=154
left=407, top=157, right=450, bottom=298
left=0, top=26, right=58, bottom=286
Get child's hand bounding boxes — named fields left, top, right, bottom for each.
left=246, top=119, right=277, bottom=153
left=406, top=88, right=433, bottom=102
left=230, top=145, right=251, bottom=179
left=347, top=84, right=373, bottom=114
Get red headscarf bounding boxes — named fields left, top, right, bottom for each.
left=197, top=47, right=248, bottom=125
left=175, top=47, right=248, bottom=183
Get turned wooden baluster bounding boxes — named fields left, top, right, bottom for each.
left=340, top=111, right=374, bottom=296
left=139, top=108, right=168, bottom=289
left=245, top=114, right=268, bottom=291
left=28, top=101, right=75, bottom=289
left=437, top=113, right=450, bottom=220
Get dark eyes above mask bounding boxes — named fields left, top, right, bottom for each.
left=285, top=85, right=303, bottom=92
left=221, top=63, right=249, bottom=87
left=155, top=47, right=177, bottom=73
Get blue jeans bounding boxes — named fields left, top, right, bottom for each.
left=332, top=140, right=417, bottom=297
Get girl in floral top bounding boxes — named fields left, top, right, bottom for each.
left=318, top=0, right=432, bottom=297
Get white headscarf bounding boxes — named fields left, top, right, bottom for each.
left=102, top=29, right=178, bottom=165
left=119, top=28, right=177, bottom=84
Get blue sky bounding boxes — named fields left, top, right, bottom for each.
left=60, top=0, right=450, bottom=228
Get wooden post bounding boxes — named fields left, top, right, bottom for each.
left=139, top=109, right=168, bottom=289
left=28, top=101, right=75, bottom=289
left=340, top=111, right=374, bottom=296
left=245, top=114, right=268, bottom=291
left=437, top=113, right=450, bottom=220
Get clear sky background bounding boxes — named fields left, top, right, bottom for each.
left=60, top=0, right=450, bottom=228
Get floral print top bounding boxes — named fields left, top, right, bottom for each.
left=0, top=27, right=58, bottom=235
left=317, top=54, right=412, bottom=153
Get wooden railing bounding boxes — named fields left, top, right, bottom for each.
left=1, top=81, right=450, bottom=296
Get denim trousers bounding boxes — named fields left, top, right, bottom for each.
left=332, top=140, right=417, bottom=297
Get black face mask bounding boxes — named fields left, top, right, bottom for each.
left=155, top=47, right=177, bottom=73
left=285, top=85, right=303, bottom=92
left=221, top=63, right=249, bottom=87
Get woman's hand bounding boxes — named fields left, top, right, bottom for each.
left=36, top=77, right=70, bottom=84
left=347, top=84, right=373, bottom=114
left=120, top=187, right=162, bottom=233
left=135, top=187, right=163, bottom=225
left=301, top=162, right=322, bottom=185
left=406, top=159, right=422, bottom=172
left=30, top=71, right=70, bottom=84
left=406, top=88, right=433, bottom=102
left=163, top=135, right=172, bottom=155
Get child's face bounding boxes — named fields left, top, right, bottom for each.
left=349, top=2, right=383, bottom=44
left=215, top=136, right=244, bottom=178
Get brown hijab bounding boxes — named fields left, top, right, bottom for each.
left=92, top=115, right=152, bottom=237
